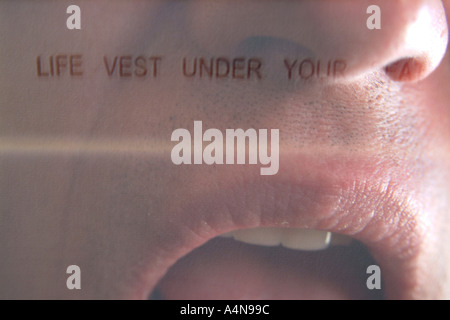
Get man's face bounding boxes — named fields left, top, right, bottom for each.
left=1, top=0, right=450, bottom=299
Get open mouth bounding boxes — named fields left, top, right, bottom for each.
left=129, top=144, right=427, bottom=300
left=150, top=229, right=383, bottom=300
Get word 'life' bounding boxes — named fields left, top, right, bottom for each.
left=37, top=55, right=83, bottom=77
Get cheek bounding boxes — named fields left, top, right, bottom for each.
left=403, top=49, right=450, bottom=154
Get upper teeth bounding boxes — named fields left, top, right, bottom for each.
left=221, top=227, right=352, bottom=251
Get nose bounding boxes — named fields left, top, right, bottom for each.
left=359, top=0, right=449, bottom=82
left=187, top=0, right=448, bottom=82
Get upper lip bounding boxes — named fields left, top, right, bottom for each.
left=134, top=148, right=427, bottom=299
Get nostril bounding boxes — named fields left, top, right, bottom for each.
left=384, top=57, right=428, bottom=82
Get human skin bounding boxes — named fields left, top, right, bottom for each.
left=1, top=0, right=450, bottom=299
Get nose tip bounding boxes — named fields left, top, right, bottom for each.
left=380, top=0, right=449, bottom=82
